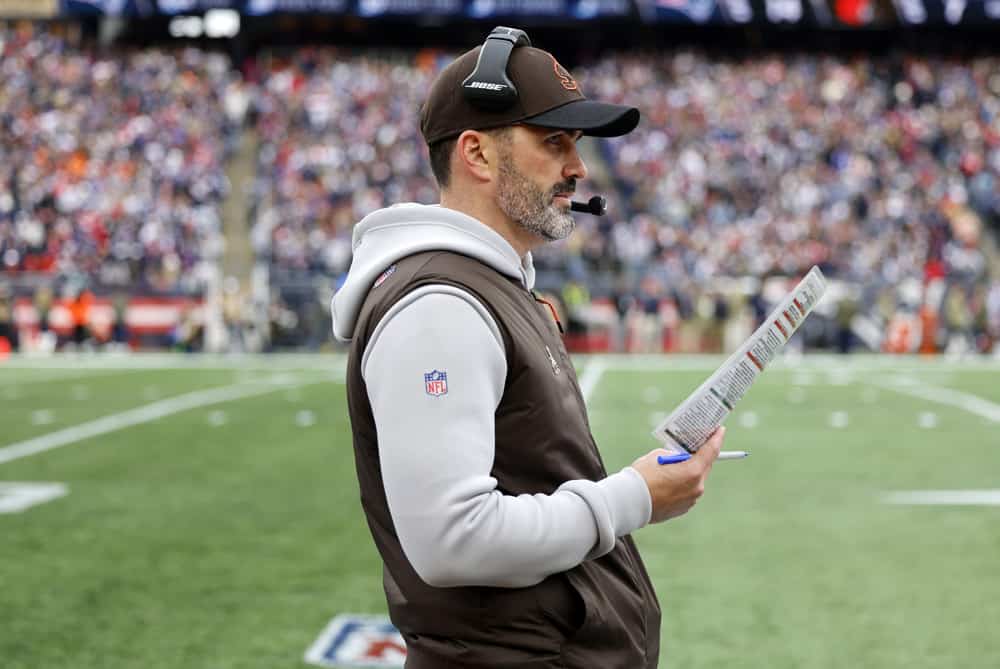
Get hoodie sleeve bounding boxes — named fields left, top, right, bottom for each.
left=361, top=284, right=652, bottom=589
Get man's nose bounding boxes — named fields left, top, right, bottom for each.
left=565, top=145, right=588, bottom=181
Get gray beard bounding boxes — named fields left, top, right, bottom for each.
left=496, top=160, right=575, bottom=242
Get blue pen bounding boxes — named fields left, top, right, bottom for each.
left=657, top=450, right=749, bottom=465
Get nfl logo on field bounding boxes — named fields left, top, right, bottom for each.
left=424, top=370, right=448, bottom=396
left=305, top=614, right=406, bottom=668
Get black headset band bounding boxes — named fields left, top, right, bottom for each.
left=461, top=26, right=531, bottom=112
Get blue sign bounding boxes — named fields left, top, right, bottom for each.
left=357, top=0, right=462, bottom=15
left=244, top=0, right=347, bottom=14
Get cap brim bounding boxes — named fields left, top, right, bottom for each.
left=524, top=100, right=640, bottom=137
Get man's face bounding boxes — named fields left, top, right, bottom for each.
left=494, top=125, right=587, bottom=243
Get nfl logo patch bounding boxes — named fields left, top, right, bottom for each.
left=304, top=614, right=406, bottom=668
left=424, top=370, right=448, bottom=396
left=373, top=265, right=396, bottom=289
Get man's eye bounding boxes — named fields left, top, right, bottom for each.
left=546, top=135, right=563, bottom=145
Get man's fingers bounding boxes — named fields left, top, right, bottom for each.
left=694, top=426, right=725, bottom=467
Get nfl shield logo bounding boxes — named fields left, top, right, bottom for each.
left=424, top=370, right=448, bottom=397
left=304, top=614, right=406, bottom=668
left=373, top=264, right=396, bottom=288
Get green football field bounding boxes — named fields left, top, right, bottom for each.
left=2, top=354, right=999, bottom=668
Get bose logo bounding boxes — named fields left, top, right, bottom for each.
left=466, top=82, right=506, bottom=91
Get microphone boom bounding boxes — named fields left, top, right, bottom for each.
left=570, top=196, right=607, bottom=216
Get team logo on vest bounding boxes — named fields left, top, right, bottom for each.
left=545, top=346, right=561, bottom=375
left=424, top=370, right=448, bottom=396
left=550, top=55, right=578, bottom=91
left=304, top=614, right=406, bottom=668
left=373, top=265, right=396, bottom=288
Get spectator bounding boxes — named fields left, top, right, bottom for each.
left=0, top=26, right=238, bottom=294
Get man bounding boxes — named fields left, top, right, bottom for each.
left=332, top=29, right=725, bottom=668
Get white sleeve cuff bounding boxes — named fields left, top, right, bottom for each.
left=557, top=466, right=652, bottom=560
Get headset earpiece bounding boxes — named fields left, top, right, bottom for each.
left=461, top=26, right=531, bottom=111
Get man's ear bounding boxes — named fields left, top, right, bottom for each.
left=454, top=130, right=494, bottom=184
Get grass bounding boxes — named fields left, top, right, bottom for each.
left=1, top=354, right=998, bottom=668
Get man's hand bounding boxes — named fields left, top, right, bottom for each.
left=631, top=427, right=725, bottom=523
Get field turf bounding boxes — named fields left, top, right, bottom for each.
left=1, top=354, right=998, bottom=668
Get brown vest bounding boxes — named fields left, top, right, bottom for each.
left=346, top=251, right=661, bottom=668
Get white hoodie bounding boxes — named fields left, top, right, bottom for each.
left=332, top=203, right=651, bottom=588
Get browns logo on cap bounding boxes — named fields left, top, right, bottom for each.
left=551, top=55, right=578, bottom=91
left=420, top=45, right=639, bottom=146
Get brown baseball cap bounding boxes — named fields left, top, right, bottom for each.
left=420, top=45, right=640, bottom=145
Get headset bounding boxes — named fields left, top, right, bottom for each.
left=461, top=26, right=607, bottom=217
left=461, top=26, right=531, bottom=112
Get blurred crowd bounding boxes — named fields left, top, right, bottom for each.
left=567, top=51, right=1000, bottom=352
left=3, top=24, right=999, bottom=353
left=571, top=52, right=1000, bottom=292
left=0, top=25, right=243, bottom=293
left=250, top=47, right=1000, bottom=351
left=249, top=48, right=442, bottom=279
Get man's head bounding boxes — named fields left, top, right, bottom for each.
left=420, top=30, right=639, bottom=252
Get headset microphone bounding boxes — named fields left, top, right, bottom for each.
left=570, top=196, right=607, bottom=216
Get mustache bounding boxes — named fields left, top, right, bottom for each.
left=550, top=179, right=577, bottom=197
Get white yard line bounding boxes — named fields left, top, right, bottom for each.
left=0, top=482, right=69, bottom=513
left=874, top=376, right=1000, bottom=423
left=0, top=378, right=324, bottom=466
left=882, top=490, right=1000, bottom=506
left=579, top=357, right=607, bottom=405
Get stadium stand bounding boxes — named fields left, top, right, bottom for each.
left=248, top=47, right=1000, bottom=353
left=570, top=51, right=1000, bottom=353
left=249, top=49, right=442, bottom=281
left=0, top=26, right=238, bottom=293
left=1, top=23, right=998, bottom=354
left=578, top=52, right=1000, bottom=284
